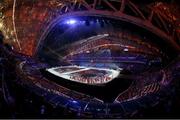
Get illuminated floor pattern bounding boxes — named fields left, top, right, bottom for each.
left=46, top=66, right=120, bottom=85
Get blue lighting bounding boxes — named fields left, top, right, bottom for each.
left=72, top=100, right=78, bottom=103
left=65, top=19, right=77, bottom=25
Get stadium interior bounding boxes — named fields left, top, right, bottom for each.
left=0, top=0, right=180, bottom=118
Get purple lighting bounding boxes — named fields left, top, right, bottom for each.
left=124, top=48, right=129, bottom=52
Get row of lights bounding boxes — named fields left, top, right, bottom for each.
left=64, top=19, right=130, bottom=52
left=64, top=18, right=109, bottom=27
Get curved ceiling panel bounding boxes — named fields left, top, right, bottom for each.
left=0, top=0, right=179, bottom=56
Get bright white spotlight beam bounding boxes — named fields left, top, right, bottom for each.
left=66, top=19, right=77, bottom=25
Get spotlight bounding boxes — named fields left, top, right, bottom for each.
left=65, top=19, right=77, bottom=25
left=72, top=100, right=78, bottom=104
left=124, top=48, right=129, bottom=52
